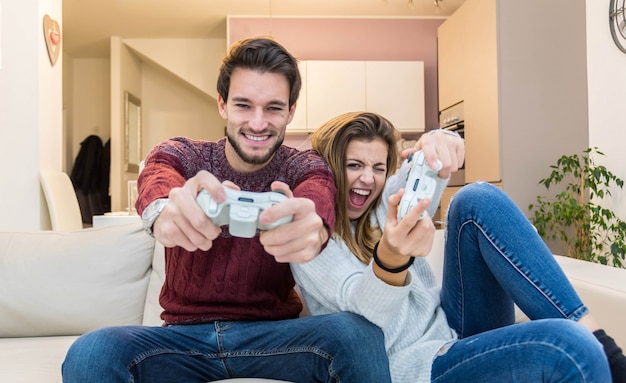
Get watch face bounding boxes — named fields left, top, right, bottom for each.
left=142, top=199, right=167, bottom=221
left=610, top=0, right=626, bottom=53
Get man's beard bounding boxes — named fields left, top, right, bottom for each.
left=227, top=132, right=284, bottom=165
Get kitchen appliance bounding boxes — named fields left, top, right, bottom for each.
left=439, top=101, right=465, bottom=186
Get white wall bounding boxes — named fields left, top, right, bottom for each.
left=107, top=39, right=225, bottom=212
left=109, top=37, right=142, bottom=212
left=586, top=1, right=626, bottom=221
left=1, top=0, right=624, bottom=230
left=141, top=62, right=222, bottom=156
left=71, top=58, right=110, bottom=160
left=0, top=0, right=62, bottom=230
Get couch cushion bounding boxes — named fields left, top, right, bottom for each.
left=0, top=222, right=154, bottom=337
left=0, top=336, right=77, bottom=383
left=142, top=241, right=166, bottom=326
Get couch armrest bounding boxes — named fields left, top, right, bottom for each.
left=555, top=255, right=626, bottom=347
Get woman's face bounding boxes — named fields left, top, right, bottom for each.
left=345, top=138, right=389, bottom=220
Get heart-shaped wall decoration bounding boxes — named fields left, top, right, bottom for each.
left=43, top=14, right=61, bottom=66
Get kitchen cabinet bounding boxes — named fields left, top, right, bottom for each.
left=288, top=60, right=425, bottom=134
left=305, top=61, right=367, bottom=132
left=287, top=61, right=308, bottom=133
left=438, top=0, right=499, bottom=184
left=366, top=61, right=425, bottom=133
left=460, top=0, right=500, bottom=184
left=437, top=5, right=466, bottom=110
left=436, top=0, right=589, bottom=216
left=436, top=183, right=502, bottom=226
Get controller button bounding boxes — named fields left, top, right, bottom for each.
left=412, top=179, right=420, bottom=192
left=208, top=200, right=218, bottom=214
left=238, top=206, right=252, bottom=218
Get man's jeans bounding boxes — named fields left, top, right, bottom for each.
left=62, top=312, right=391, bottom=383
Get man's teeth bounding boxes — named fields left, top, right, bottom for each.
left=245, top=134, right=268, bottom=141
left=352, top=189, right=370, bottom=196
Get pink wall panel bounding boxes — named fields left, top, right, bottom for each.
left=228, top=17, right=445, bottom=134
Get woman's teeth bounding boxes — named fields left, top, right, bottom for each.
left=352, top=188, right=370, bottom=196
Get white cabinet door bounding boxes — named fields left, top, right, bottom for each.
left=366, top=61, right=425, bottom=132
left=286, top=61, right=308, bottom=133
left=306, top=61, right=366, bottom=131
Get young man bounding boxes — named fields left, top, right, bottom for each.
left=62, top=37, right=392, bottom=382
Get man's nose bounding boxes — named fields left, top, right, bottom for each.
left=248, top=107, right=269, bottom=131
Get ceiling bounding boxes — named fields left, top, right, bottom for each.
left=62, top=0, right=465, bottom=58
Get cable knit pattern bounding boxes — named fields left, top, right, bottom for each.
left=291, top=159, right=457, bottom=383
left=137, top=137, right=336, bottom=324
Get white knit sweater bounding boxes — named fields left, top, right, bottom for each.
left=291, top=159, right=457, bottom=383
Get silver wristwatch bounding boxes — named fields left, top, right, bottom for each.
left=141, top=198, right=169, bottom=237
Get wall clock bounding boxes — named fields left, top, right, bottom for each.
left=610, top=0, right=626, bottom=53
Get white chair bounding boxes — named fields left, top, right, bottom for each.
left=40, top=170, right=84, bottom=231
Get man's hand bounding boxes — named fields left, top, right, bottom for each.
left=257, top=181, right=329, bottom=264
left=403, top=130, right=465, bottom=179
left=152, top=170, right=225, bottom=252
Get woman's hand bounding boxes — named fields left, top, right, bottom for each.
left=372, top=189, right=436, bottom=286
left=403, top=130, right=465, bottom=179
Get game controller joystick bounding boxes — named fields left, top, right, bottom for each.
left=197, top=188, right=293, bottom=238
left=397, top=150, right=442, bottom=221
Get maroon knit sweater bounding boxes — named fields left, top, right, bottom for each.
left=136, top=137, right=336, bottom=325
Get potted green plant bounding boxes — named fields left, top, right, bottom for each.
left=529, top=147, right=626, bottom=268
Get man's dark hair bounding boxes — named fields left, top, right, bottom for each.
left=217, top=37, right=301, bottom=108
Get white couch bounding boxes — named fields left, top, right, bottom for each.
left=1, top=223, right=625, bottom=382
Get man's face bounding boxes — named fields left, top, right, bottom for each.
left=218, top=68, right=296, bottom=172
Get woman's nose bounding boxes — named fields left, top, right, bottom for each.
left=359, top=168, right=375, bottom=183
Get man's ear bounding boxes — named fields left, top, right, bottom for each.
left=217, top=95, right=228, bottom=119
left=286, top=102, right=297, bottom=125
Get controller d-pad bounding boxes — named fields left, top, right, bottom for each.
left=231, top=205, right=259, bottom=221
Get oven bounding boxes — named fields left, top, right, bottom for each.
left=439, top=101, right=465, bottom=186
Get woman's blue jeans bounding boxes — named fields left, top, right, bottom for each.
left=431, top=182, right=610, bottom=382
left=62, top=312, right=392, bottom=383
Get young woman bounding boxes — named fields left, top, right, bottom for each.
left=291, top=111, right=626, bottom=383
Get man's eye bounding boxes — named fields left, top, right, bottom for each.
left=235, top=103, right=250, bottom=109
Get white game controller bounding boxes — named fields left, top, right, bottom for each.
left=397, top=150, right=442, bottom=221
left=197, top=188, right=293, bottom=238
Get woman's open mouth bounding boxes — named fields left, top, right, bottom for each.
left=349, top=188, right=370, bottom=208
